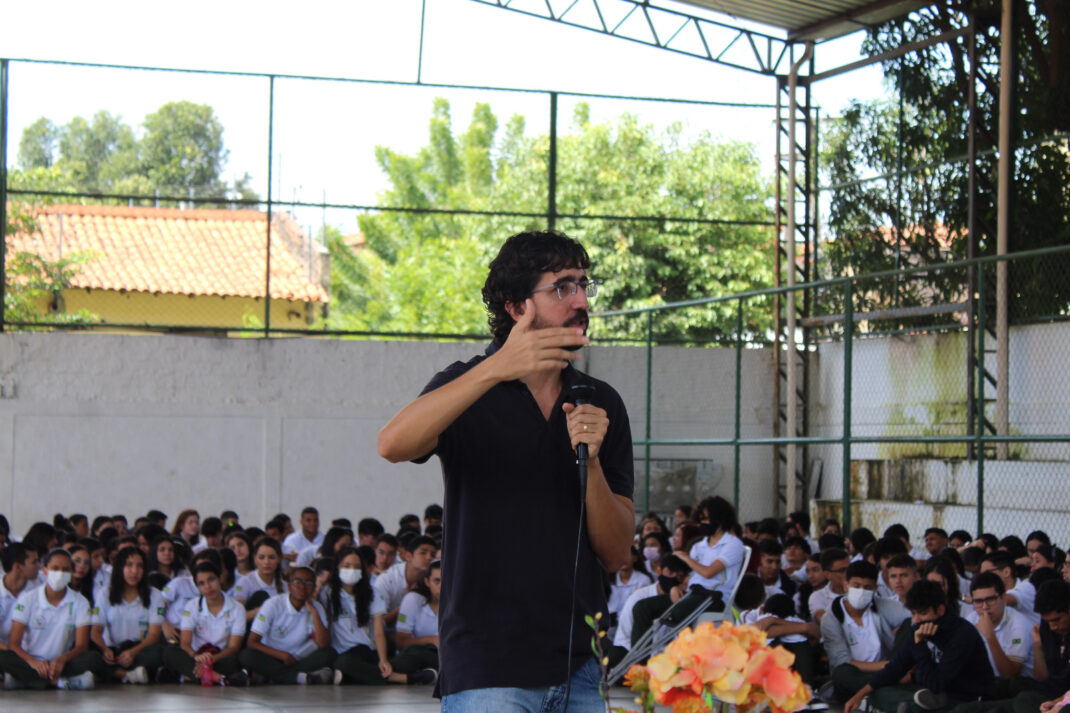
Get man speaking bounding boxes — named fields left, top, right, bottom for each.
left=378, top=230, right=635, bottom=712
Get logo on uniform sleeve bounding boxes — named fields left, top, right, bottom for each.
left=1012, top=637, right=1022, bottom=645
left=398, top=614, right=407, bottom=623
left=90, top=607, right=99, bottom=615
left=257, top=614, right=266, bottom=622
left=157, top=607, right=165, bottom=616
left=14, top=603, right=24, bottom=612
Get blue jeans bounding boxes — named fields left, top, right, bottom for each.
left=441, top=658, right=604, bottom=713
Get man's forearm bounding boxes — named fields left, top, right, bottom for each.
left=584, top=458, right=633, bottom=573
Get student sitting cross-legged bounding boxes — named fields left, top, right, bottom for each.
left=89, top=546, right=166, bottom=684
left=239, top=564, right=334, bottom=684
left=160, top=561, right=248, bottom=686
left=0, top=548, right=104, bottom=690
left=844, top=579, right=996, bottom=713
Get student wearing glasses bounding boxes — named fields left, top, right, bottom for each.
left=964, top=571, right=1034, bottom=696
left=810, top=548, right=851, bottom=626
left=240, top=564, right=334, bottom=684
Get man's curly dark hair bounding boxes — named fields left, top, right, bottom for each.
left=482, top=230, right=590, bottom=346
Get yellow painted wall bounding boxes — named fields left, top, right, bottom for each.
left=48, top=288, right=324, bottom=330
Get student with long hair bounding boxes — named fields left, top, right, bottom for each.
left=392, top=559, right=442, bottom=681
left=226, top=531, right=255, bottom=577
left=160, top=561, right=247, bottom=686
left=89, top=547, right=165, bottom=684
left=172, top=509, right=201, bottom=548
left=233, top=537, right=287, bottom=622
left=147, top=535, right=186, bottom=580
left=0, top=548, right=103, bottom=689
left=67, top=543, right=97, bottom=605
left=296, top=527, right=354, bottom=567
left=324, top=546, right=432, bottom=685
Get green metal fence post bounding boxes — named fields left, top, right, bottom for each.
left=0, top=59, right=8, bottom=333
left=548, top=92, right=558, bottom=232
left=733, top=297, right=743, bottom=509
left=841, top=279, right=853, bottom=535
left=264, top=75, right=275, bottom=336
left=976, top=264, right=986, bottom=535
left=644, top=310, right=653, bottom=514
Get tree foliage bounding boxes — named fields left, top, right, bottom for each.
left=821, top=0, right=1070, bottom=321
left=13, top=101, right=257, bottom=204
left=327, top=99, right=776, bottom=342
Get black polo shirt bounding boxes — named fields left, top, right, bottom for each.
left=416, top=345, right=634, bottom=696
left=1038, top=620, right=1070, bottom=696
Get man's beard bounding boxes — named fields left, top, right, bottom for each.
left=533, top=308, right=589, bottom=351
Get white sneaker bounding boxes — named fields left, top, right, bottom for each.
left=56, top=671, right=95, bottom=690
left=333, top=668, right=343, bottom=685
left=122, top=666, right=149, bottom=684
left=4, top=673, right=25, bottom=690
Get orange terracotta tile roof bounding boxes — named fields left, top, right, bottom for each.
left=7, top=204, right=328, bottom=303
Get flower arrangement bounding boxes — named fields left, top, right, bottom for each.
left=617, top=621, right=811, bottom=713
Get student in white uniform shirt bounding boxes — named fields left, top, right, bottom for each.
left=374, top=535, right=436, bottom=629
left=89, top=547, right=166, bottom=684
left=393, top=559, right=443, bottom=679
left=295, top=527, right=354, bottom=567
left=325, top=546, right=434, bottom=685
left=233, top=537, right=287, bottom=622
left=982, top=551, right=1041, bottom=626
left=0, top=544, right=40, bottom=646
left=281, top=507, right=324, bottom=563
left=607, top=554, right=686, bottom=668
left=0, top=548, right=103, bottom=690
left=160, top=561, right=248, bottom=686
left=240, top=564, right=334, bottom=684
left=68, top=544, right=98, bottom=606
left=159, top=549, right=223, bottom=643
left=606, top=546, right=653, bottom=620
left=671, top=496, right=746, bottom=612
left=964, top=571, right=1034, bottom=696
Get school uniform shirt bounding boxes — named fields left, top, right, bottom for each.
left=282, top=531, right=324, bottom=556
left=180, top=593, right=246, bottom=651
left=910, top=547, right=931, bottom=562
left=10, top=585, right=92, bottom=661
left=757, top=612, right=808, bottom=644
left=161, top=575, right=199, bottom=626
left=964, top=606, right=1035, bottom=678
left=233, top=571, right=287, bottom=603
left=842, top=607, right=884, bottom=663
left=877, top=571, right=895, bottom=599
left=808, top=585, right=837, bottom=617
left=397, top=592, right=438, bottom=639
left=322, top=587, right=387, bottom=652
left=613, top=582, right=659, bottom=650
left=1008, top=579, right=1040, bottom=626
left=295, top=547, right=322, bottom=567
left=372, top=560, right=409, bottom=613
left=250, top=592, right=326, bottom=659
left=607, top=570, right=654, bottom=616
left=688, top=533, right=745, bottom=599
left=0, top=577, right=36, bottom=642
left=91, top=588, right=166, bottom=647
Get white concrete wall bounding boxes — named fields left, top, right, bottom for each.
left=0, top=333, right=777, bottom=535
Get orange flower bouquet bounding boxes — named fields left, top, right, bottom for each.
left=618, top=621, right=811, bottom=713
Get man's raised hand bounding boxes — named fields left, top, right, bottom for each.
left=491, top=299, right=588, bottom=381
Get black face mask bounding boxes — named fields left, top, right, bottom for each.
left=699, top=523, right=717, bottom=537
left=659, top=575, right=681, bottom=593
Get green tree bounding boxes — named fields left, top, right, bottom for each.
left=330, top=100, right=775, bottom=342
left=17, top=118, right=58, bottom=170
left=140, top=100, right=228, bottom=197
left=821, top=0, right=1070, bottom=321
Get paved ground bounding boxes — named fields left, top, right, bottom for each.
left=0, top=682, right=647, bottom=713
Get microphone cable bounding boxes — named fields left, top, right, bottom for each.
left=562, top=383, right=594, bottom=712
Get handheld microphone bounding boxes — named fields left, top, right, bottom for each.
left=570, top=383, right=595, bottom=470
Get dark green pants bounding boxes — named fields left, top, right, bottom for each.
left=0, top=649, right=107, bottom=690
left=630, top=590, right=720, bottom=649
left=779, top=640, right=816, bottom=685
left=238, top=646, right=335, bottom=684
left=333, top=645, right=388, bottom=685
left=162, top=645, right=243, bottom=680
left=391, top=644, right=438, bottom=674
left=830, top=663, right=873, bottom=702
left=102, top=642, right=166, bottom=680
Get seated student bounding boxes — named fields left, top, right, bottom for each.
left=608, top=555, right=675, bottom=668
left=797, top=553, right=827, bottom=622
left=925, top=556, right=965, bottom=616
left=172, top=510, right=201, bottom=550
left=874, top=536, right=911, bottom=599
left=983, top=551, right=1041, bottom=626
left=757, top=539, right=797, bottom=600
left=398, top=514, right=421, bottom=534
left=220, top=510, right=240, bottom=529
left=89, top=547, right=165, bottom=684
left=0, top=544, right=40, bottom=645
left=844, top=579, right=995, bottom=713
left=296, top=526, right=354, bottom=567
left=225, top=531, right=255, bottom=578
left=282, top=507, right=323, bottom=563
left=607, top=546, right=653, bottom=622
left=392, top=559, right=443, bottom=684
left=423, top=504, right=442, bottom=532
left=370, top=534, right=399, bottom=580
left=964, top=571, right=1034, bottom=697
left=148, top=535, right=186, bottom=581
left=754, top=593, right=819, bottom=686
left=670, top=496, right=746, bottom=616
left=850, top=528, right=878, bottom=562
left=357, top=518, right=385, bottom=548
left=882, top=553, right=922, bottom=656
left=1032, top=545, right=1066, bottom=574
left=0, top=548, right=103, bottom=690
left=820, top=560, right=897, bottom=703
left=160, top=549, right=226, bottom=643
left=810, top=548, right=850, bottom=626
left=161, top=561, right=247, bottom=686
left=324, top=546, right=420, bottom=685
left=239, top=564, right=333, bottom=684
left=374, top=535, right=436, bottom=629
left=885, top=523, right=929, bottom=566
left=233, top=537, right=287, bottom=622
left=925, top=529, right=951, bottom=558
left=192, top=517, right=224, bottom=554
left=950, top=530, right=973, bottom=551
left=783, top=536, right=812, bottom=583
left=65, top=543, right=96, bottom=606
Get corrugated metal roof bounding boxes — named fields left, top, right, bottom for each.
left=673, top=0, right=931, bottom=41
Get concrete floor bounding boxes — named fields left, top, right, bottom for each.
left=0, top=683, right=644, bottom=713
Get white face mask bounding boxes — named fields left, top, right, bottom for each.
left=338, top=568, right=363, bottom=586
left=643, top=547, right=660, bottom=563
left=847, top=586, right=875, bottom=610
left=46, top=570, right=72, bottom=592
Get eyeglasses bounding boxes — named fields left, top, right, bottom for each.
left=973, top=594, right=1001, bottom=607
left=290, top=578, right=315, bottom=588
left=531, top=278, right=599, bottom=301
left=825, top=567, right=848, bottom=574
